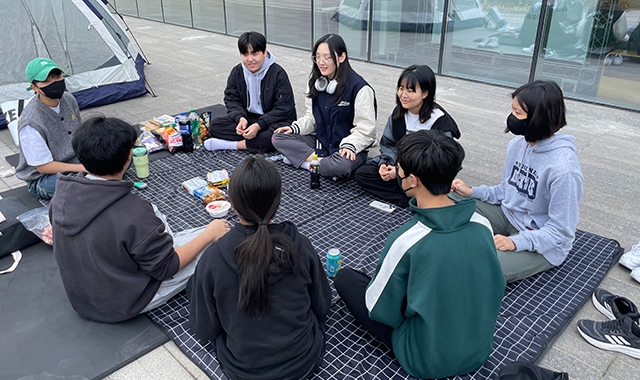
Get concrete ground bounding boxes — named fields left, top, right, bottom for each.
left=1, top=16, right=640, bottom=380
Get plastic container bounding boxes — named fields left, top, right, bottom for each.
left=206, top=201, right=231, bottom=217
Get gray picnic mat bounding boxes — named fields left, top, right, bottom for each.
left=0, top=187, right=169, bottom=380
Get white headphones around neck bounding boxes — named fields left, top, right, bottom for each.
left=315, top=76, right=338, bottom=94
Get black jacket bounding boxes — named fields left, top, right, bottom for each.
left=224, top=63, right=297, bottom=131
left=187, top=221, right=331, bottom=380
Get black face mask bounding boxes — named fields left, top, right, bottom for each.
left=38, top=79, right=66, bottom=100
left=506, top=113, right=527, bottom=136
left=396, top=173, right=413, bottom=194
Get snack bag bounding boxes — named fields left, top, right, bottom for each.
left=154, top=114, right=175, bottom=127
left=139, top=131, right=165, bottom=153
left=155, top=125, right=182, bottom=152
left=207, top=169, right=229, bottom=187
left=199, top=112, right=211, bottom=140
left=195, top=184, right=226, bottom=204
left=182, top=177, right=208, bottom=195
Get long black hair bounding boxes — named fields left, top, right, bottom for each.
left=307, top=34, right=352, bottom=105
left=228, top=157, right=300, bottom=318
left=507, top=80, right=567, bottom=143
left=392, top=65, right=438, bottom=124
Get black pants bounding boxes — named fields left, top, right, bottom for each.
left=208, top=113, right=289, bottom=153
left=334, top=267, right=394, bottom=350
left=354, top=163, right=410, bottom=207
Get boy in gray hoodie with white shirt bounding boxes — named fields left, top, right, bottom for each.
left=205, top=31, right=296, bottom=153
left=452, top=81, right=583, bottom=282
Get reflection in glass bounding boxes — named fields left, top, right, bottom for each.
left=163, top=0, right=193, bottom=27
left=114, top=0, right=138, bottom=16
left=441, top=0, right=540, bottom=86
left=536, top=0, right=640, bottom=109
left=226, top=0, right=264, bottom=36
left=266, top=0, right=312, bottom=49
left=370, top=0, right=441, bottom=68
left=138, top=0, right=163, bottom=22
left=192, top=0, right=225, bottom=33
left=313, top=0, right=369, bottom=60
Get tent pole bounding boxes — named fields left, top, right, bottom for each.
left=104, top=1, right=152, bottom=65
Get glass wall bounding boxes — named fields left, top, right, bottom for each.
left=113, top=0, right=640, bottom=110
left=266, top=0, right=312, bottom=49
left=191, top=0, right=226, bottom=33
left=163, top=0, right=193, bottom=27
left=535, top=0, right=640, bottom=109
left=313, top=0, right=369, bottom=60
left=114, top=0, right=138, bottom=16
left=370, top=0, right=441, bottom=69
left=226, top=0, right=264, bottom=36
left=138, top=0, right=163, bottom=22
left=440, top=0, right=540, bottom=87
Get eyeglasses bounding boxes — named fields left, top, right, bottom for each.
left=312, top=56, right=333, bottom=64
left=396, top=87, right=418, bottom=97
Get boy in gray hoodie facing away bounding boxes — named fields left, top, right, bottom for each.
left=451, top=81, right=583, bottom=283
left=51, top=116, right=229, bottom=322
left=205, top=31, right=296, bottom=153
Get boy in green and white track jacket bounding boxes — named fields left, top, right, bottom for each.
left=335, top=130, right=506, bottom=379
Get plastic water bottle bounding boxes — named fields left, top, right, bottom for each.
left=310, top=153, right=320, bottom=189
left=179, top=112, right=193, bottom=153
left=189, top=109, right=202, bottom=149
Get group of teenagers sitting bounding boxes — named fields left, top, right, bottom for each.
left=14, top=30, right=583, bottom=380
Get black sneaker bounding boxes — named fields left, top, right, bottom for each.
left=577, top=317, right=640, bottom=358
left=592, top=288, right=640, bottom=323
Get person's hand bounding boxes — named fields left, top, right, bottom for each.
left=274, top=126, right=292, bottom=134
left=451, top=178, right=473, bottom=197
left=378, top=164, right=397, bottom=182
left=494, top=235, right=516, bottom=251
left=204, top=219, right=230, bottom=243
left=235, top=117, right=248, bottom=135
left=339, top=148, right=356, bottom=161
left=242, top=123, right=260, bottom=140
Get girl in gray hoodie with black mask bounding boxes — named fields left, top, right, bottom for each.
left=451, top=81, right=583, bottom=283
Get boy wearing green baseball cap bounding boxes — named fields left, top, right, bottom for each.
left=15, top=58, right=85, bottom=199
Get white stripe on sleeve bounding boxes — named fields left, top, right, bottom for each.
left=365, top=222, right=432, bottom=312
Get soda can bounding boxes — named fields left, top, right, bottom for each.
left=326, top=248, right=341, bottom=277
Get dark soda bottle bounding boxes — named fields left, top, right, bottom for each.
left=310, top=153, right=320, bottom=189
left=179, top=112, right=193, bottom=153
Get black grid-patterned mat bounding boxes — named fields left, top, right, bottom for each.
left=123, top=150, right=365, bottom=231
left=144, top=150, right=623, bottom=380
left=148, top=231, right=622, bottom=380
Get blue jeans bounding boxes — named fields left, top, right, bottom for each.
left=27, top=174, right=57, bottom=199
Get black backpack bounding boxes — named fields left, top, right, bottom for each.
left=499, top=363, right=569, bottom=380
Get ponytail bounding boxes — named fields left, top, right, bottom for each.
left=229, top=157, right=303, bottom=318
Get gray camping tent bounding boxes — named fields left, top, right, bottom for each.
left=0, top=0, right=148, bottom=130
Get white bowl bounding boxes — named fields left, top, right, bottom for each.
left=206, top=201, right=231, bottom=218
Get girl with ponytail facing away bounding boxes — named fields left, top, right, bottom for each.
left=187, top=157, right=331, bottom=380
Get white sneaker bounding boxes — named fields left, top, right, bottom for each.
left=487, top=37, right=499, bottom=48
left=522, top=44, right=535, bottom=54
left=478, top=37, right=490, bottom=48
left=605, top=55, right=613, bottom=66
left=612, top=54, right=623, bottom=66
left=620, top=242, right=640, bottom=270
left=631, top=267, right=640, bottom=284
